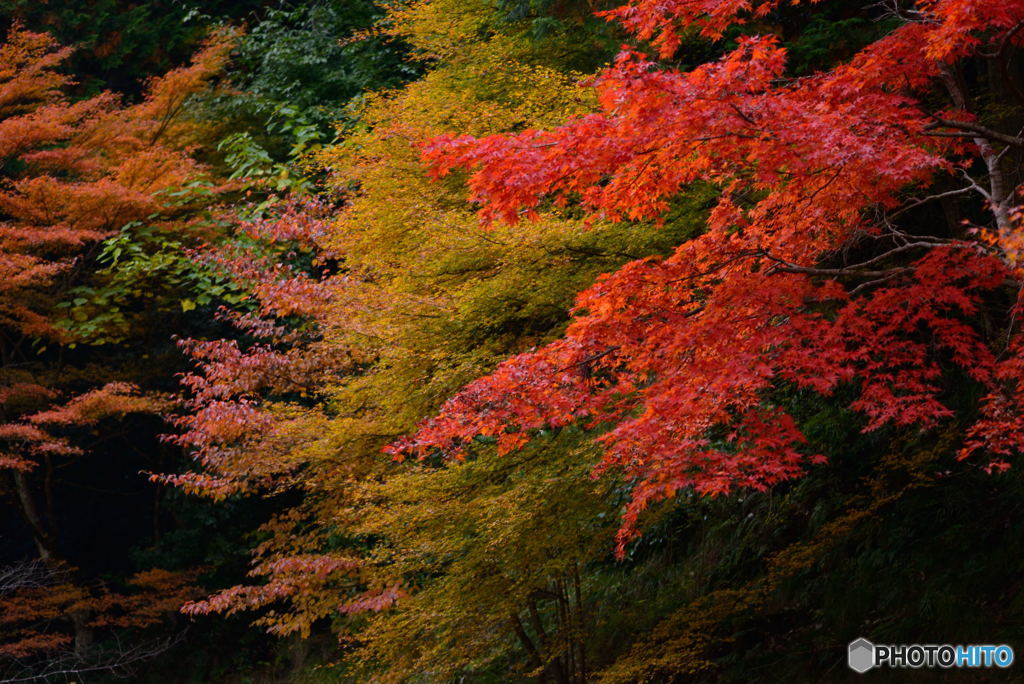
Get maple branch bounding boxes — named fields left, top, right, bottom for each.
left=838, top=241, right=956, bottom=269
left=922, top=118, right=1024, bottom=148
left=758, top=242, right=961, bottom=280
left=935, top=66, right=1016, bottom=234
left=666, top=249, right=765, bottom=285
left=769, top=261, right=911, bottom=280
left=957, top=166, right=993, bottom=202
left=757, top=240, right=962, bottom=280
left=560, top=346, right=621, bottom=373
left=867, top=0, right=925, bottom=23
left=763, top=241, right=1004, bottom=291
left=729, top=102, right=758, bottom=127
left=848, top=271, right=907, bottom=296
left=886, top=185, right=977, bottom=221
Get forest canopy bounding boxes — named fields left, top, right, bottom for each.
left=2, top=0, right=1024, bottom=681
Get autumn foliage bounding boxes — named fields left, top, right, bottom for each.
left=0, top=23, right=230, bottom=668
left=39, top=0, right=1024, bottom=679
left=397, top=0, right=1024, bottom=550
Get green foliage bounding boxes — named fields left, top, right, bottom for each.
left=56, top=217, right=247, bottom=347
left=230, top=0, right=414, bottom=121
left=781, top=7, right=899, bottom=75
left=216, top=104, right=325, bottom=197
left=495, top=0, right=622, bottom=72
left=0, top=0, right=262, bottom=94
left=5, top=1, right=1024, bottom=681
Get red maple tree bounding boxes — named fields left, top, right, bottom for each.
left=394, top=0, right=1024, bottom=551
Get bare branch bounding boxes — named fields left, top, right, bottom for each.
left=887, top=185, right=976, bottom=220
left=923, top=118, right=1024, bottom=148
left=0, top=631, right=187, bottom=683
left=0, top=560, right=64, bottom=596
left=760, top=242, right=969, bottom=280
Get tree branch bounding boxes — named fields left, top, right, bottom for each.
left=923, top=118, right=1024, bottom=148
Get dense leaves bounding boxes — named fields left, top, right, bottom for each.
left=0, top=22, right=233, bottom=677
left=4, top=0, right=1024, bottom=680
left=402, top=0, right=1024, bottom=551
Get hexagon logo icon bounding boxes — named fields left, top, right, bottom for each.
left=848, top=638, right=875, bottom=674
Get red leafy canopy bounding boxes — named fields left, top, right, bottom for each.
left=599, top=0, right=814, bottom=56
left=159, top=199, right=344, bottom=500
left=398, top=0, right=1024, bottom=552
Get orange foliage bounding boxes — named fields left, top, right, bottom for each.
left=0, top=565, right=197, bottom=659
left=0, top=24, right=231, bottom=663
left=0, top=23, right=230, bottom=472
left=0, top=24, right=231, bottom=339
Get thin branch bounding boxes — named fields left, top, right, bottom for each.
left=0, top=631, right=187, bottom=683
left=923, top=118, right=1024, bottom=148
left=886, top=185, right=976, bottom=221
left=957, top=167, right=993, bottom=201
left=760, top=241, right=968, bottom=279
left=770, top=262, right=911, bottom=279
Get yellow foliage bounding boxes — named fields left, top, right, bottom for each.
left=185, top=0, right=704, bottom=669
